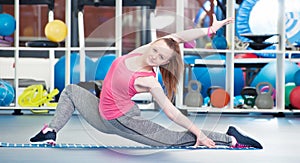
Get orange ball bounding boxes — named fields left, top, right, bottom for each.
left=210, top=88, right=230, bottom=108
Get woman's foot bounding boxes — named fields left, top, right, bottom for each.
left=30, top=124, right=56, bottom=145
left=227, top=126, right=263, bottom=149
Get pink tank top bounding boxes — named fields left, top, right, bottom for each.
left=99, top=53, right=156, bottom=120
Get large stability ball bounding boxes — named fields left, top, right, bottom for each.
left=294, top=69, right=300, bottom=86
left=0, top=13, right=16, bottom=36
left=95, top=54, right=116, bottom=80
left=193, top=54, right=245, bottom=97
left=184, top=55, right=202, bottom=86
left=290, top=86, right=300, bottom=109
left=45, top=20, right=67, bottom=42
left=54, top=52, right=95, bottom=96
left=251, top=61, right=300, bottom=88
left=0, top=80, right=15, bottom=106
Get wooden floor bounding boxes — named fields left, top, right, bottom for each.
left=0, top=109, right=300, bottom=163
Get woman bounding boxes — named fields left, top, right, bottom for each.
left=30, top=15, right=262, bottom=149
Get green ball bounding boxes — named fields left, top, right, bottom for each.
left=285, top=82, right=296, bottom=107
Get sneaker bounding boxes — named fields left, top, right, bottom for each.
left=30, top=124, right=56, bottom=145
left=226, top=126, right=263, bottom=149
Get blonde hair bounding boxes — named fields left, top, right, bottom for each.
left=154, top=38, right=184, bottom=101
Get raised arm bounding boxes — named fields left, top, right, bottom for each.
left=164, top=14, right=234, bottom=43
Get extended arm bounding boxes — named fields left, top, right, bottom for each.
left=165, top=14, right=234, bottom=43
left=135, top=76, right=216, bottom=147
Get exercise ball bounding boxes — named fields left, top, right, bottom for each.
left=193, top=54, right=244, bottom=97
left=95, top=54, right=116, bottom=80
left=294, top=69, right=300, bottom=86
left=184, top=55, right=201, bottom=86
left=285, top=82, right=296, bottom=107
left=290, top=86, right=300, bottom=109
left=45, top=19, right=67, bottom=42
left=54, top=52, right=95, bottom=98
left=0, top=13, right=16, bottom=36
left=234, top=53, right=258, bottom=59
left=0, top=80, right=15, bottom=106
left=251, top=61, right=300, bottom=88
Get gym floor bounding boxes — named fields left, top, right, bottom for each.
left=0, top=109, right=299, bottom=163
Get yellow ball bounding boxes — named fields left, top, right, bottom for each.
left=45, top=20, right=67, bottom=42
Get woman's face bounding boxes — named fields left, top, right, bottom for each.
left=146, top=39, right=174, bottom=67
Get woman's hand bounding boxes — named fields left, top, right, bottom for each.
left=211, top=14, right=235, bottom=33
left=193, top=135, right=216, bottom=148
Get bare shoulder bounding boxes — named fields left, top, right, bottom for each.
left=135, top=76, right=161, bottom=89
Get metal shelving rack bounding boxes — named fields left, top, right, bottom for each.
left=175, top=0, right=300, bottom=114
left=0, top=0, right=157, bottom=112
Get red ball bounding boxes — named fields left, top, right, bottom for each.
left=210, top=88, right=230, bottom=108
left=290, top=86, right=300, bottom=109
left=234, top=53, right=258, bottom=59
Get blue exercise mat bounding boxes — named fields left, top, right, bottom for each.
left=0, top=142, right=259, bottom=150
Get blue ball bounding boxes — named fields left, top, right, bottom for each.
left=294, top=69, right=300, bottom=86
left=0, top=13, right=16, bottom=36
left=0, top=80, right=15, bottom=106
left=54, top=52, right=96, bottom=96
left=193, top=54, right=245, bottom=97
left=251, top=61, right=300, bottom=88
left=95, top=54, right=116, bottom=80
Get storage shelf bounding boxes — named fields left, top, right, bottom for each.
left=179, top=105, right=300, bottom=114
left=0, top=47, right=118, bottom=51
left=175, top=0, right=297, bottom=114
left=0, top=106, right=56, bottom=110
left=183, top=48, right=285, bottom=54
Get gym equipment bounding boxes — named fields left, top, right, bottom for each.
left=184, top=80, right=203, bottom=107
left=45, top=19, right=67, bottom=42
left=241, top=87, right=257, bottom=108
left=194, top=54, right=244, bottom=97
left=54, top=52, right=96, bottom=98
left=25, top=40, right=59, bottom=47
left=233, top=95, right=244, bottom=107
left=212, top=29, right=228, bottom=49
left=240, top=34, right=276, bottom=44
left=234, top=36, right=249, bottom=50
left=0, top=36, right=13, bottom=47
left=0, top=13, right=16, bottom=36
left=207, top=86, right=230, bottom=108
left=255, top=82, right=274, bottom=109
left=183, top=55, right=201, bottom=89
left=294, top=69, right=300, bottom=86
left=0, top=142, right=258, bottom=150
left=184, top=40, right=196, bottom=48
left=210, top=88, right=230, bottom=108
left=0, top=80, right=15, bottom=106
left=260, top=85, right=276, bottom=100
left=18, top=85, right=59, bottom=114
left=95, top=54, right=116, bottom=80
left=251, top=61, right=300, bottom=88
left=285, top=82, right=296, bottom=107
left=289, top=86, right=300, bottom=109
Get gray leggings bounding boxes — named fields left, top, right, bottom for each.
left=49, top=84, right=232, bottom=146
